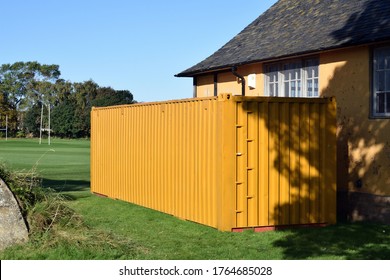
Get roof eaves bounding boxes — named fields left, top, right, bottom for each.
left=175, top=45, right=339, bottom=78
left=175, top=38, right=390, bottom=78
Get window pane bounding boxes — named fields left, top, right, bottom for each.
left=269, top=84, right=274, bottom=96
left=377, top=71, right=385, bottom=91
left=373, top=47, right=390, bottom=116
left=375, top=48, right=390, bottom=70
left=283, top=65, right=290, bottom=80
left=285, top=82, right=290, bottom=97
left=386, top=56, right=390, bottom=70
left=305, top=59, right=319, bottom=97
left=306, top=59, right=319, bottom=76
left=292, top=81, right=296, bottom=97
left=376, top=53, right=385, bottom=70
left=265, top=58, right=318, bottom=99
left=307, top=80, right=313, bottom=97
left=377, top=92, right=385, bottom=113
left=387, top=92, right=390, bottom=113
left=266, top=64, right=279, bottom=96
left=297, top=80, right=302, bottom=97
left=386, top=71, right=390, bottom=91
left=308, top=68, right=313, bottom=78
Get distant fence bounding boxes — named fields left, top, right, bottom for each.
left=91, top=94, right=337, bottom=231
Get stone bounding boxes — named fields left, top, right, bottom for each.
left=0, top=177, right=29, bottom=251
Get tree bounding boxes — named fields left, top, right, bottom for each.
left=0, top=62, right=60, bottom=135
left=91, top=87, right=134, bottom=107
left=71, top=80, right=99, bottom=137
left=51, top=99, right=79, bottom=138
left=0, top=62, right=60, bottom=110
left=73, top=80, right=98, bottom=109
left=1, top=61, right=136, bottom=138
left=23, top=104, right=42, bottom=137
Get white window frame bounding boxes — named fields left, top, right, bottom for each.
left=264, top=58, right=319, bottom=98
left=372, top=46, right=390, bottom=118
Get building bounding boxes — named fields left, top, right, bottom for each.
left=176, top=0, right=390, bottom=223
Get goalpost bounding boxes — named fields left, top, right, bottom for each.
left=0, top=115, right=8, bottom=141
left=39, top=103, right=51, bottom=145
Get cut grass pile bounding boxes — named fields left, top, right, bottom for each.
left=0, top=138, right=389, bottom=260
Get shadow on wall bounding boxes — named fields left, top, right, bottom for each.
left=259, top=0, right=390, bottom=260
left=261, top=98, right=336, bottom=226
left=325, top=0, right=390, bottom=223
left=324, top=59, right=390, bottom=222
left=265, top=0, right=390, bottom=234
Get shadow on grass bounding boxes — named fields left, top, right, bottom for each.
left=42, top=178, right=90, bottom=192
left=273, top=222, right=390, bottom=260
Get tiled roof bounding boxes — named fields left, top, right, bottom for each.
left=176, top=0, right=390, bottom=77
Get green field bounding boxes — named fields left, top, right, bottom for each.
left=0, top=138, right=90, bottom=192
left=1, top=138, right=390, bottom=260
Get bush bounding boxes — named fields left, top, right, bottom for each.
left=0, top=163, right=82, bottom=233
left=16, top=131, right=26, bottom=138
left=0, top=165, right=42, bottom=213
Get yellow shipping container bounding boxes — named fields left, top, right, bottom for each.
left=91, top=94, right=337, bottom=231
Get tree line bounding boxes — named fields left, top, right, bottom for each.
left=0, top=61, right=135, bottom=138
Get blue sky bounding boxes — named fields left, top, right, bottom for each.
left=0, top=0, right=277, bottom=102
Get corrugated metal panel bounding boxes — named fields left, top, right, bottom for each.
left=91, top=97, right=220, bottom=228
left=232, top=96, right=337, bottom=229
left=91, top=94, right=337, bottom=231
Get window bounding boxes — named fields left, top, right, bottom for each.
left=265, top=58, right=319, bottom=97
left=372, top=46, right=390, bottom=117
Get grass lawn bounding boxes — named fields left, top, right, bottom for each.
left=0, top=138, right=390, bottom=260
left=0, top=138, right=90, bottom=192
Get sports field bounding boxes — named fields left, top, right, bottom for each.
left=0, top=138, right=90, bottom=192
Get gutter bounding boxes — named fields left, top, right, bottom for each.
left=231, top=66, right=245, bottom=96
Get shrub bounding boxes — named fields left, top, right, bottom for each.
left=0, top=163, right=82, bottom=233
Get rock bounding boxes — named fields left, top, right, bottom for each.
left=0, top=177, right=29, bottom=251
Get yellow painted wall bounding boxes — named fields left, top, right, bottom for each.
left=196, top=64, right=264, bottom=97
left=197, top=75, right=214, bottom=97
left=320, top=46, right=390, bottom=196
left=217, top=72, right=239, bottom=96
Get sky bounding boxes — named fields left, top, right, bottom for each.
left=0, top=0, right=277, bottom=102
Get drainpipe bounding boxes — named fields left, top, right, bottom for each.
left=231, top=66, right=245, bottom=96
